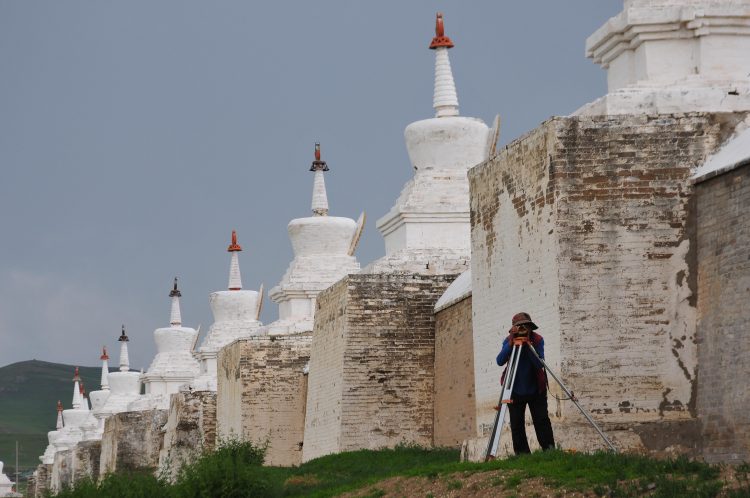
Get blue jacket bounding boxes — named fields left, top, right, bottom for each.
left=496, top=332, right=547, bottom=396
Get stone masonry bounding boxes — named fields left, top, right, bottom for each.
left=99, top=409, right=168, bottom=477
left=694, top=162, right=750, bottom=463
left=434, top=295, right=476, bottom=447
left=303, top=273, right=456, bottom=462
left=50, top=440, right=101, bottom=490
left=467, top=113, right=745, bottom=459
left=158, top=390, right=217, bottom=481
left=28, top=464, right=50, bottom=498
left=217, top=333, right=311, bottom=466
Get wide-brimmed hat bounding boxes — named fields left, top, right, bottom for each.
left=512, top=312, right=538, bottom=330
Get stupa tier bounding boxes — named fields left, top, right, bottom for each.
left=367, top=13, right=491, bottom=274
left=130, top=279, right=199, bottom=410
left=575, top=0, right=750, bottom=115
left=263, top=144, right=362, bottom=335
left=191, top=231, right=262, bottom=391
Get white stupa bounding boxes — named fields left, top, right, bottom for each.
left=130, top=279, right=200, bottom=409
left=40, top=401, right=64, bottom=465
left=88, top=347, right=111, bottom=412
left=50, top=369, right=91, bottom=453
left=366, top=13, right=491, bottom=275
left=96, top=327, right=142, bottom=417
left=78, top=382, right=101, bottom=441
left=191, top=231, right=263, bottom=391
left=262, top=143, right=362, bottom=335
left=0, top=461, right=15, bottom=497
left=575, top=0, right=750, bottom=115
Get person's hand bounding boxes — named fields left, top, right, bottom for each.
left=511, top=324, right=530, bottom=344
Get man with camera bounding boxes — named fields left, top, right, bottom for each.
left=496, top=312, right=556, bottom=455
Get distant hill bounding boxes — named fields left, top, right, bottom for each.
left=0, top=360, right=107, bottom=475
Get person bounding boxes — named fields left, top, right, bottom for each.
left=496, top=312, right=555, bottom=455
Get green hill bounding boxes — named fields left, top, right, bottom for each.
left=0, top=359, right=106, bottom=476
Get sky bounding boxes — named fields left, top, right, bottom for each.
left=0, top=1, right=621, bottom=369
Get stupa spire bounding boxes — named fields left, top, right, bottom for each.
left=71, top=367, right=82, bottom=409
left=310, top=143, right=329, bottom=217
left=79, top=382, right=89, bottom=411
left=227, top=231, right=243, bottom=291
left=56, top=400, right=64, bottom=429
left=100, top=346, right=110, bottom=391
left=429, top=13, right=459, bottom=118
left=169, top=277, right=182, bottom=326
left=118, top=325, right=130, bottom=372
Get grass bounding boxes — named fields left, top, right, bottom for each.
left=0, top=359, right=107, bottom=472
left=49, top=442, right=748, bottom=498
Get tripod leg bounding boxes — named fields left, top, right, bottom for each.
left=485, top=344, right=522, bottom=461
left=525, top=346, right=617, bottom=452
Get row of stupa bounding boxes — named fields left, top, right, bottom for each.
left=38, top=142, right=364, bottom=463
left=36, top=11, right=493, bottom=470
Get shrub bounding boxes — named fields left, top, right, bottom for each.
left=170, top=439, right=278, bottom=498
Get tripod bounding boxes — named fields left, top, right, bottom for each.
left=484, top=337, right=617, bottom=461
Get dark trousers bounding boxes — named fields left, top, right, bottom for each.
left=507, top=392, right=555, bottom=455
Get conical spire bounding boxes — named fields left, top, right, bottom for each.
left=79, top=382, right=89, bottom=411
left=429, top=13, right=459, bottom=118
left=56, top=400, right=64, bottom=429
left=100, top=346, right=110, bottom=391
left=309, top=143, right=329, bottom=216
left=169, top=277, right=182, bottom=326
left=118, top=325, right=130, bottom=372
left=227, top=231, right=243, bottom=291
left=71, top=367, right=82, bottom=409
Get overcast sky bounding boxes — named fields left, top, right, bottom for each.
left=0, top=1, right=621, bottom=368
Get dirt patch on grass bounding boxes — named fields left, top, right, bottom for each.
left=341, top=466, right=750, bottom=497
left=341, top=469, right=590, bottom=498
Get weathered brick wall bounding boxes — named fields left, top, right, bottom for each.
left=72, top=440, right=101, bottom=484
left=99, top=409, right=168, bottom=477
left=469, top=122, right=562, bottom=442
left=468, top=113, right=744, bottom=457
left=434, top=295, right=476, bottom=447
left=217, top=333, right=311, bottom=466
left=29, top=464, right=50, bottom=498
left=158, top=390, right=217, bottom=480
left=695, top=162, right=750, bottom=463
left=50, top=441, right=101, bottom=490
left=50, top=450, right=72, bottom=493
left=300, top=280, right=348, bottom=461
left=303, top=273, right=456, bottom=462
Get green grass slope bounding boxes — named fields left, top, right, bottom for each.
left=53, top=443, right=750, bottom=498
left=0, top=359, right=105, bottom=474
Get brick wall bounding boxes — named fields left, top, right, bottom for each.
left=158, top=390, right=217, bottom=480
left=27, top=464, right=51, bottom=498
left=695, top=162, right=750, bottom=463
left=99, top=409, right=168, bottom=477
left=217, top=333, right=311, bottom=466
left=434, top=295, right=476, bottom=447
left=303, top=273, right=456, bottom=462
left=468, top=113, right=744, bottom=456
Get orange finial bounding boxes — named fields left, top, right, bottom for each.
left=429, top=12, right=454, bottom=49
left=79, top=381, right=85, bottom=395
left=73, top=367, right=81, bottom=382
left=101, top=346, right=109, bottom=360
left=57, top=400, right=63, bottom=412
left=310, top=142, right=329, bottom=172
left=228, top=230, right=242, bottom=252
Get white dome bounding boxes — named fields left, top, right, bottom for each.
left=288, top=216, right=357, bottom=256
left=209, top=290, right=259, bottom=324
left=404, top=116, right=489, bottom=171
left=107, top=371, right=141, bottom=396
